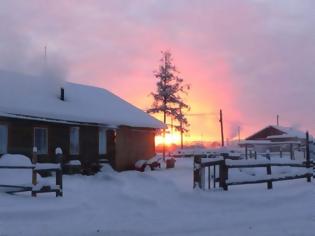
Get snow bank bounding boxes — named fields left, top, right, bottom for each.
left=0, top=154, right=34, bottom=167
left=0, top=154, right=40, bottom=187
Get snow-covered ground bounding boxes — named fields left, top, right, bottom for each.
left=1, top=158, right=315, bottom=236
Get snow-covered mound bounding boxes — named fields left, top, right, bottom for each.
left=0, top=154, right=40, bottom=187
left=0, top=154, right=33, bottom=167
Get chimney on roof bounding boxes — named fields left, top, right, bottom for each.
left=60, top=87, right=65, bottom=101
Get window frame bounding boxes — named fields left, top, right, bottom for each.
left=33, top=127, right=48, bottom=155
left=69, top=126, right=80, bottom=155
left=98, top=127, right=107, bottom=155
left=0, top=123, right=8, bottom=155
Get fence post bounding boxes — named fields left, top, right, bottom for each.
left=31, top=147, right=38, bottom=197
left=266, top=164, right=273, bottom=189
left=306, top=132, right=311, bottom=182
left=219, top=160, right=228, bottom=191
left=55, top=147, right=63, bottom=197
left=290, top=144, right=294, bottom=160
left=200, top=164, right=205, bottom=190
left=266, top=150, right=270, bottom=160
left=193, top=155, right=202, bottom=189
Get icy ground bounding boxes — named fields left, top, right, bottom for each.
left=1, top=158, right=315, bottom=236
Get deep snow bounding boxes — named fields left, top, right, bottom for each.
left=1, top=158, right=315, bottom=236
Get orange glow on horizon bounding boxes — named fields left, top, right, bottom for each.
left=155, top=132, right=181, bottom=146
left=76, top=44, right=247, bottom=143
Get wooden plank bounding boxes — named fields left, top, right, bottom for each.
left=227, top=174, right=311, bottom=186
left=34, top=168, right=61, bottom=172
left=193, top=155, right=203, bottom=189
left=0, top=166, right=34, bottom=169
left=32, top=150, right=37, bottom=197
left=208, top=166, right=210, bottom=190
left=201, top=160, right=224, bottom=167
left=213, top=165, right=216, bottom=188
left=266, top=164, right=272, bottom=189
left=227, top=163, right=306, bottom=168
left=0, top=184, right=31, bottom=189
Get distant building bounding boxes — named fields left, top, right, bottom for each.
left=0, top=70, right=165, bottom=172
left=246, top=125, right=307, bottom=143
left=240, top=125, right=310, bottom=158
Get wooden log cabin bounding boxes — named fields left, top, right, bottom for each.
left=0, top=70, right=165, bottom=172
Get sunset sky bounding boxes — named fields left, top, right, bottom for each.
left=1, top=1, right=315, bottom=144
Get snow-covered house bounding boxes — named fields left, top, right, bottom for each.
left=241, top=125, right=309, bottom=155
left=0, top=70, right=165, bottom=172
left=246, top=125, right=307, bottom=143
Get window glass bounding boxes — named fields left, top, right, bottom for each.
left=70, top=127, right=80, bottom=155
left=99, top=128, right=107, bottom=155
left=0, top=125, right=8, bottom=154
left=34, top=128, right=48, bottom=154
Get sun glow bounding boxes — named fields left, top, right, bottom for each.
left=155, top=132, right=181, bottom=146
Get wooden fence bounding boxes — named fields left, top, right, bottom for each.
left=193, top=156, right=313, bottom=191
left=0, top=147, right=63, bottom=197
left=194, top=131, right=314, bottom=191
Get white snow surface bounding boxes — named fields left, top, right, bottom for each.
left=0, top=157, right=315, bottom=236
left=34, top=163, right=61, bottom=170
left=0, top=154, right=42, bottom=187
left=0, top=70, right=165, bottom=129
left=65, top=160, right=81, bottom=166
left=0, top=154, right=33, bottom=167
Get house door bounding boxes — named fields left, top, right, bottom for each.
left=106, top=129, right=116, bottom=169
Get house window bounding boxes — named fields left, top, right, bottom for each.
left=34, top=128, right=48, bottom=154
left=99, top=127, right=107, bottom=155
left=0, top=125, right=8, bottom=154
left=70, top=127, right=80, bottom=155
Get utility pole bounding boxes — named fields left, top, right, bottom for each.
left=44, top=45, right=47, bottom=65
left=277, top=114, right=279, bottom=126
left=238, top=126, right=241, bottom=143
left=219, top=109, right=224, bottom=147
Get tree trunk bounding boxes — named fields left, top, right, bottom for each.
left=163, top=110, right=166, bottom=159
left=180, top=106, right=183, bottom=149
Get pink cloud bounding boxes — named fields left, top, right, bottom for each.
left=1, top=0, right=315, bottom=141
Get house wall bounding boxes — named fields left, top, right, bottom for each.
left=115, top=126, right=155, bottom=171
left=0, top=117, right=100, bottom=164
left=0, top=117, right=157, bottom=171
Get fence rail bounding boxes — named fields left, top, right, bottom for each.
left=0, top=147, right=63, bottom=197
left=194, top=156, right=313, bottom=191
left=193, top=131, right=314, bottom=191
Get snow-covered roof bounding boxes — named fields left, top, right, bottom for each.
left=0, top=70, right=165, bottom=129
left=247, top=125, right=308, bottom=140
left=268, top=125, right=307, bottom=139
left=240, top=140, right=301, bottom=146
